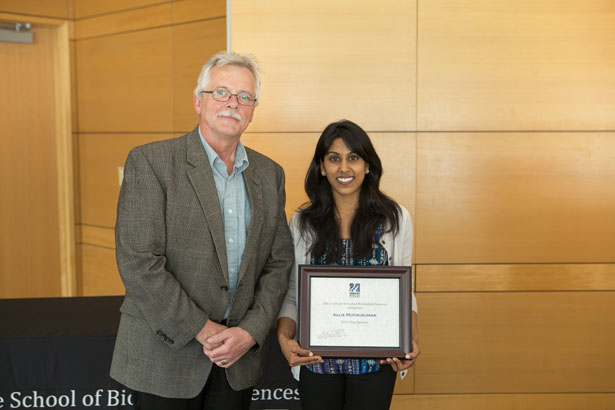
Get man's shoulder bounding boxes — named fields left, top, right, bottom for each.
left=131, top=131, right=193, bottom=156
left=244, top=146, right=283, bottom=172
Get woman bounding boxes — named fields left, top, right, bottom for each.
left=277, top=120, right=420, bottom=410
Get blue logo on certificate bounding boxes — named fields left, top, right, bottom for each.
left=349, top=283, right=361, bottom=298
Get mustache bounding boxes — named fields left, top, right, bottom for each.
left=217, top=110, right=242, bottom=121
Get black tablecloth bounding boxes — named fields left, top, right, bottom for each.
left=0, top=297, right=299, bottom=409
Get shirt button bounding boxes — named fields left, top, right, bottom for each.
left=228, top=209, right=233, bottom=214
left=229, top=238, right=234, bottom=243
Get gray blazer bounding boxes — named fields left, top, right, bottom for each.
left=110, top=128, right=293, bottom=398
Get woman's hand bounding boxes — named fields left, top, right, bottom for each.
left=380, top=340, right=420, bottom=371
left=278, top=336, right=323, bottom=367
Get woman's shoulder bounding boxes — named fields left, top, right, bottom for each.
left=289, top=209, right=303, bottom=226
left=397, top=205, right=412, bottom=230
left=289, top=209, right=307, bottom=236
left=289, top=210, right=314, bottom=252
left=397, top=204, right=411, bottom=220
left=384, top=204, right=412, bottom=234
left=384, top=203, right=410, bottom=225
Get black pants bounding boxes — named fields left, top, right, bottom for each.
left=299, top=365, right=397, bottom=410
left=133, top=365, right=252, bottom=410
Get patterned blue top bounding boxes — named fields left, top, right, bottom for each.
left=306, top=227, right=388, bottom=375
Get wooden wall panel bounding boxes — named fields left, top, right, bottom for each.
left=73, top=0, right=165, bottom=19
left=172, top=0, right=226, bottom=25
left=391, top=393, right=615, bottom=410
left=76, top=27, right=174, bottom=133
left=371, top=133, right=416, bottom=219
left=80, top=244, right=124, bottom=296
left=230, top=0, right=417, bottom=133
left=0, top=26, right=62, bottom=298
left=393, top=371, right=415, bottom=395
left=0, top=0, right=69, bottom=18
left=241, top=133, right=318, bottom=217
left=415, top=292, right=615, bottom=393
left=416, top=133, right=615, bottom=264
left=71, top=39, right=81, bottom=224
left=241, top=132, right=416, bottom=222
left=73, top=3, right=172, bottom=40
left=172, top=18, right=226, bottom=133
left=79, top=133, right=175, bottom=228
left=70, top=41, right=79, bottom=131
left=418, top=0, right=615, bottom=131
left=81, top=225, right=114, bottom=248
left=54, top=20, right=77, bottom=297
left=417, top=264, right=615, bottom=292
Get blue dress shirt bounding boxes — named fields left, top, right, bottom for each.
left=198, top=127, right=252, bottom=319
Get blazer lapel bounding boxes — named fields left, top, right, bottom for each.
left=185, top=129, right=229, bottom=281
left=238, top=154, right=264, bottom=283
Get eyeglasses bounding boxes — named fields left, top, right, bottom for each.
left=202, top=88, right=257, bottom=106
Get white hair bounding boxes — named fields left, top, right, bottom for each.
left=193, top=51, right=262, bottom=104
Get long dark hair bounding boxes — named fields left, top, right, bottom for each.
left=298, top=120, right=401, bottom=260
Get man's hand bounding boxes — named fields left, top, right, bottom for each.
left=203, top=327, right=257, bottom=368
left=195, top=320, right=228, bottom=350
left=278, top=335, right=322, bottom=367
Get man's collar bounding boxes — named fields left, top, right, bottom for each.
left=198, top=126, right=249, bottom=172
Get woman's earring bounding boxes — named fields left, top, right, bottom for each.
left=321, top=170, right=326, bottom=176
left=365, top=168, right=369, bottom=174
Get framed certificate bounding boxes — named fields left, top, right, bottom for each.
left=297, top=265, right=412, bottom=358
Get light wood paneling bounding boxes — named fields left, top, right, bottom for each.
left=75, top=238, right=83, bottom=294
left=79, top=133, right=175, bottom=227
left=418, top=0, right=615, bottom=131
left=0, top=0, right=69, bottom=18
left=391, top=393, right=615, bottom=410
left=172, top=18, right=226, bottom=133
left=416, top=133, right=615, bottom=264
left=172, top=0, right=225, bottom=25
left=75, top=221, right=82, bottom=243
left=415, top=292, right=615, bottom=393
left=371, top=133, right=416, bottom=219
left=241, top=132, right=416, bottom=222
left=81, top=225, right=114, bottom=248
left=0, top=12, right=66, bottom=27
left=417, top=264, right=615, bottom=292
left=73, top=3, right=172, bottom=40
left=80, top=244, right=124, bottom=296
left=71, top=38, right=81, bottom=225
left=72, top=137, right=81, bottom=227
left=67, top=0, right=74, bottom=20
left=230, top=0, right=417, bottom=133
left=241, top=133, right=318, bottom=217
left=0, top=26, right=62, bottom=298
left=73, top=0, right=166, bottom=19
left=70, top=41, right=79, bottom=131
left=53, top=21, right=77, bottom=296
left=76, top=27, right=174, bottom=132
left=393, top=370, right=415, bottom=395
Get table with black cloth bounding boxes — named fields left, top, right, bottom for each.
left=0, top=297, right=299, bottom=410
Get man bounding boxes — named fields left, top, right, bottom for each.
left=110, top=51, right=293, bottom=410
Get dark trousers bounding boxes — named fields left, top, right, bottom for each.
left=133, top=365, right=252, bottom=410
left=299, top=365, right=397, bottom=410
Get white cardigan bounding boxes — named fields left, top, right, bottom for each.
left=278, top=204, right=418, bottom=323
